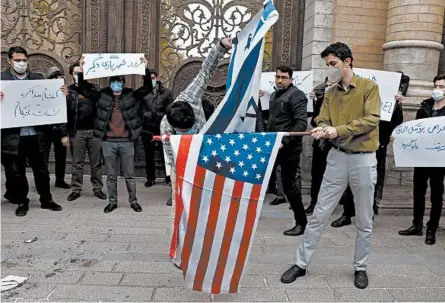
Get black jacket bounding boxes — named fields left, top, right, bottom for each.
left=416, top=98, right=445, bottom=119
left=267, top=84, right=308, bottom=150
left=1, top=70, right=54, bottom=155
left=61, top=72, right=98, bottom=137
left=140, top=81, right=173, bottom=135
left=79, top=69, right=152, bottom=141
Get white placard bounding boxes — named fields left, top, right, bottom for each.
left=260, top=71, right=313, bottom=112
left=1, top=79, right=67, bottom=129
left=392, top=116, right=445, bottom=167
left=82, top=53, right=146, bottom=80
left=354, top=68, right=402, bottom=122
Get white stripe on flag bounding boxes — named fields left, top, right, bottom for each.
left=220, top=182, right=254, bottom=293
left=201, top=177, right=236, bottom=292
left=184, top=170, right=216, bottom=289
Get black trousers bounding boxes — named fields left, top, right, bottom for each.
left=44, top=130, right=67, bottom=182
left=1, top=136, right=52, bottom=205
left=412, top=167, right=445, bottom=232
left=141, top=134, right=160, bottom=182
left=310, top=141, right=331, bottom=205
left=275, top=148, right=307, bottom=227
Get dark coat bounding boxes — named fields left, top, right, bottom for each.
left=416, top=98, right=445, bottom=119
left=379, top=102, right=404, bottom=146
left=267, top=84, right=308, bottom=150
left=1, top=70, right=53, bottom=155
left=140, top=82, right=173, bottom=135
left=79, top=69, right=152, bottom=141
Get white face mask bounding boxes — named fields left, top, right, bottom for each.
left=327, top=67, right=342, bottom=84
left=13, top=61, right=27, bottom=74
left=432, top=88, right=445, bottom=102
left=73, top=74, right=79, bottom=84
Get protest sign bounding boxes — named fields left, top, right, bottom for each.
left=1, top=79, right=67, bottom=129
left=392, top=116, right=445, bottom=167
left=354, top=68, right=402, bottom=121
left=259, top=71, right=313, bottom=112
left=82, top=53, right=146, bottom=80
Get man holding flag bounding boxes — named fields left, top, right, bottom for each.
left=161, top=0, right=279, bottom=294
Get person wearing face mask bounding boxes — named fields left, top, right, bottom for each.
left=330, top=73, right=409, bottom=228
left=60, top=61, right=107, bottom=202
left=44, top=66, right=71, bottom=189
left=75, top=55, right=151, bottom=213
left=281, top=42, right=380, bottom=289
left=398, top=74, right=445, bottom=245
left=267, top=65, right=308, bottom=236
left=140, top=69, right=173, bottom=188
left=0, top=46, right=69, bottom=216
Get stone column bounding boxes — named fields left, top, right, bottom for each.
left=383, top=0, right=445, bottom=103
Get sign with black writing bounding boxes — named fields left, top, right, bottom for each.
left=392, top=117, right=445, bottom=167
left=82, top=53, right=146, bottom=80
left=0, top=79, right=67, bottom=129
left=354, top=68, right=402, bottom=121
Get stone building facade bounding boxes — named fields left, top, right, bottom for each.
left=1, top=0, right=444, bottom=208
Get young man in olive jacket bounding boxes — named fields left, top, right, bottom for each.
left=77, top=56, right=151, bottom=213
left=140, top=69, right=173, bottom=188
left=0, top=46, right=68, bottom=216
left=398, top=74, right=445, bottom=245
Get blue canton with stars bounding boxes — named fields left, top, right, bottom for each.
left=197, top=133, right=279, bottom=185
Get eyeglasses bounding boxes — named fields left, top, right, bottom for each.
left=275, top=75, right=290, bottom=80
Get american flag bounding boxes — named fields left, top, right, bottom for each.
left=169, top=132, right=284, bottom=294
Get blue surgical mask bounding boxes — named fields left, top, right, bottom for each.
left=175, top=128, right=194, bottom=135
left=110, top=82, right=123, bottom=93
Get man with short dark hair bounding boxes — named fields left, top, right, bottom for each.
left=267, top=64, right=308, bottom=236
left=398, top=74, right=445, bottom=245
left=77, top=56, right=151, bottom=213
left=281, top=42, right=380, bottom=289
left=0, top=46, right=68, bottom=216
left=140, top=69, right=173, bottom=187
left=62, top=61, right=107, bottom=202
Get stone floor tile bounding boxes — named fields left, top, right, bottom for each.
left=266, top=275, right=330, bottom=289
left=388, top=288, right=445, bottom=302
left=51, top=285, right=154, bottom=301
left=326, top=274, right=415, bottom=288
left=407, top=275, right=445, bottom=287
left=113, top=261, right=177, bottom=273
left=213, top=288, right=288, bottom=302
left=80, top=272, right=123, bottom=285
left=286, top=289, right=336, bottom=302
left=152, top=287, right=211, bottom=302
left=333, top=288, right=395, bottom=302
left=120, top=273, right=184, bottom=287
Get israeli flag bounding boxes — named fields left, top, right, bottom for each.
left=200, top=0, right=279, bottom=134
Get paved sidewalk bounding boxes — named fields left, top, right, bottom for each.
left=1, top=174, right=445, bottom=302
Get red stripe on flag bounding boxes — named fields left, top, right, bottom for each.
left=180, top=165, right=206, bottom=272
left=169, top=135, right=193, bottom=259
left=211, top=181, right=244, bottom=294
left=193, top=174, right=226, bottom=292
left=229, top=184, right=261, bottom=293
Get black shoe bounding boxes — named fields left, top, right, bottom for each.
left=305, top=204, right=315, bottom=216
left=104, top=203, right=117, bottom=213
left=283, top=225, right=305, bottom=236
left=94, top=190, right=107, bottom=200
left=15, top=204, right=29, bottom=217
left=270, top=197, right=286, bottom=206
left=55, top=181, right=71, bottom=189
left=41, top=201, right=62, bottom=211
left=281, top=265, right=306, bottom=283
left=398, top=225, right=423, bottom=236
left=67, top=192, right=81, bottom=201
left=166, top=198, right=172, bottom=206
left=425, top=229, right=436, bottom=245
left=331, top=216, right=352, bottom=228
left=144, top=180, right=155, bottom=188
left=354, top=271, right=368, bottom=289
left=165, top=176, right=171, bottom=185
left=131, top=203, right=143, bottom=212
left=267, top=187, right=279, bottom=195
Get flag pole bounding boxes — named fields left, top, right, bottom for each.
left=152, top=132, right=311, bottom=142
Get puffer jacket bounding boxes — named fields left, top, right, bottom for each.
left=140, top=82, right=173, bottom=135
